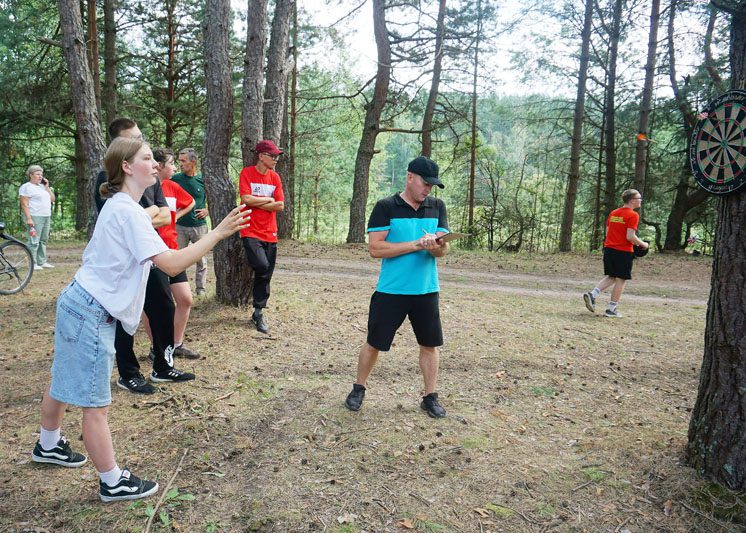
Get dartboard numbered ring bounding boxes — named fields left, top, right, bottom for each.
left=690, top=90, right=746, bottom=195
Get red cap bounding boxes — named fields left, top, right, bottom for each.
left=255, top=140, right=283, bottom=155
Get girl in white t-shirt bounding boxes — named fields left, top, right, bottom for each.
left=31, top=137, right=250, bottom=503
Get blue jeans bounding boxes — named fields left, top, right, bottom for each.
left=49, top=280, right=117, bottom=407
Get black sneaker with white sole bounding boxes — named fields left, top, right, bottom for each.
left=31, top=436, right=87, bottom=467
left=117, top=374, right=156, bottom=395
left=583, top=292, right=596, bottom=313
left=420, top=392, right=447, bottom=418
left=99, top=468, right=159, bottom=502
left=151, top=367, right=196, bottom=382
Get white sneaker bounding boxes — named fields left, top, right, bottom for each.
left=41, top=263, right=54, bottom=268
left=34, top=265, right=43, bottom=271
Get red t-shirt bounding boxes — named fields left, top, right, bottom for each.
left=238, top=166, right=284, bottom=242
left=604, top=207, right=639, bottom=252
left=158, top=179, right=194, bottom=249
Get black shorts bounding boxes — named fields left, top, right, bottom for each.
left=367, top=291, right=443, bottom=351
left=169, top=271, right=188, bottom=284
left=603, top=247, right=634, bottom=280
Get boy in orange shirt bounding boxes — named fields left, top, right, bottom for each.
left=583, top=189, right=649, bottom=318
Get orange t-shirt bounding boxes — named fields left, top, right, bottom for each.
left=238, top=166, right=284, bottom=242
left=604, top=207, right=639, bottom=252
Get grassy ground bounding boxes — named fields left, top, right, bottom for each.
left=1, top=241, right=741, bottom=532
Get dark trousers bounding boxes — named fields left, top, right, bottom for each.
left=116, top=267, right=175, bottom=378
left=241, top=237, right=277, bottom=309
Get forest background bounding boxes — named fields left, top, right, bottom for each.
left=0, top=0, right=730, bottom=255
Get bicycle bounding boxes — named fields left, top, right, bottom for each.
left=0, top=221, right=34, bottom=294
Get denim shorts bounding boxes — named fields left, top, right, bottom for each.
left=49, top=280, right=117, bottom=407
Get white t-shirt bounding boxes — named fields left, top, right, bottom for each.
left=75, top=193, right=169, bottom=335
left=18, top=182, right=52, bottom=217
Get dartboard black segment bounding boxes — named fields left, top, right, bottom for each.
left=690, top=90, right=746, bottom=195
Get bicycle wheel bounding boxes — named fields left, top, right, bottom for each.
left=0, top=241, right=34, bottom=295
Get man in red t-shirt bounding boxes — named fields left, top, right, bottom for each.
left=583, top=189, right=649, bottom=318
left=238, top=140, right=285, bottom=333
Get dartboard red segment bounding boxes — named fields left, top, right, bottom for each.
left=690, top=90, right=746, bottom=195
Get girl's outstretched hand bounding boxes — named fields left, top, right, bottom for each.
left=214, top=205, right=251, bottom=239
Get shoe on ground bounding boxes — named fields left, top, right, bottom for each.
left=117, top=374, right=155, bottom=394
left=99, top=468, right=159, bottom=503
left=251, top=312, right=269, bottom=334
left=345, top=383, right=366, bottom=411
left=174, top=344, right=201, bottom=359
left=604, top=309, right=622, bottom=318
left=420, top=392, right=446, bottom=418
left=583, top=292, right=595, bottom=313
left=151, top=367, right=196, bottom=382
left=33, top=264, right=43, bottom=271
left=41, top=263, right=54, bottom=268
left=31, top=436, right=87, bottom=467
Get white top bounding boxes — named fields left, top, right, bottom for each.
left=18, top=182, right=52, bottom=217
left=75, top=193, right=168, bottom=335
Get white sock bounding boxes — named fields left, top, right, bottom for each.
left=608, top=301, right=618, bottom=312
left=39, top=427, right=61, bottom=450
left=590, top=288, right=601, bottom=298
left=99, top=466, right=123, bottom=487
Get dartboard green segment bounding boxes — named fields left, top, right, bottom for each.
left=690, top=90, right=746, bottom=195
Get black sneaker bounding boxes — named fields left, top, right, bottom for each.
left=151, top=367, right=196, bottom=382
left=345, top=383, right=366, bottom=411
left=99, top=468, right=159, bottom=503
left=117, top=374, right=155, bottom=395
left=31, top=436, right=87, bottom=467
left=174, top=344, right=201, bottom=359
left=420, top=392, right=446, bottom=418
left=583, top=292, right=596, bottom=313
left=251, top=312, right=269, bottom=334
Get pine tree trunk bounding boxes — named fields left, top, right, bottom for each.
left=263, top=0, right=292, bottom=143
left=633, top=0, right=660, bottom=194
left=559, top=0, right=593, bottom=252
left=74, top=131, right=88, bottom=232
left=421, top=0, right=446, bottom=158
left=57, top=0, right=106, bottom=237
left=276, top=89, right=293, bottom=238
left=203, top=0, right=252, bottom=306
left=467, top=0, right=482, bottom=238
left=602, top=0, right=623, bottom=220
left=102, top=0, right=117, bottom=127
left=347, top=0, right=390, bottom=243
left=687, top=3, right=746, bottom=489
left=86, top=0, right=101, bottom=116
left=241, top=0, right=267, bottom=167
left=165, top=0, right=177, bottom=148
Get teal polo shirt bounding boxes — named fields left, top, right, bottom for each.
left=367, top=193, right=449, bottom=295
left=172, top=172, right=206, bottom=227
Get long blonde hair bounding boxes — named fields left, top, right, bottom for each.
left=100, top=137, right=147, bottom=198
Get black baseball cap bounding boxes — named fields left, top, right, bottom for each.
left=407, top=156, right=444, bottom=189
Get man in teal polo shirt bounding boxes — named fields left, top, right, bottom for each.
left=172, top=148, right=209, bottom=295
left=344, top=156, right=450, bottom=418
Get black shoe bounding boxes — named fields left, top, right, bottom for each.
left=117, top=374, right=155, bottom=395
left=174, top=344, right=201, bottom=359
left=251, top=312, right=269, bottom=334
left=583, top=292, right=596, bottom=313
left=345, top=383, right=366, bottom=411
left=420, top=392, right=446, bottom=418
left=31, top=436, right=87, bottom=467
left=151, top=367, right=196, bottom=382
left=99, top=468, right=159, bottom=503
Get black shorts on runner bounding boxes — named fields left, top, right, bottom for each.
left=169, top=271, right=188, bottom=284
left=366, top=291, right=443, bottom=351
left=603, top=247, right=634, bottom=280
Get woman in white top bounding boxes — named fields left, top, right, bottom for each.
left=30, top=137, right=250, bottom=502
left=18, top=165, right=55, bottom=269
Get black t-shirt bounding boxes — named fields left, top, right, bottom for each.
left=95, top=170, right=167, bottom=212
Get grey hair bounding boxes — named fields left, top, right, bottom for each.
left=179, top=148, right=198, bottom=162
left=26, top=165, right=43, bottom=178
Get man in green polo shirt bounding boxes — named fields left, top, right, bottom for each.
left=172, top=148, right=209, bottom=295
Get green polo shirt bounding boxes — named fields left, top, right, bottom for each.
left=171, top=172, right=206, bottom=227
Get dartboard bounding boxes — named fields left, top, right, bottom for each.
left=689, top=90, right=746, bottom=195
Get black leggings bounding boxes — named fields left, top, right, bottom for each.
left=116, top=267, right=175, bottom=378
left=242, top=237, right=277, bottom=309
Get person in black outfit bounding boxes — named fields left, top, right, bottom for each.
left=98, top=118, right=195, bottom=394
